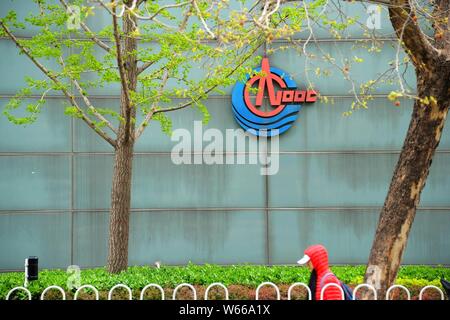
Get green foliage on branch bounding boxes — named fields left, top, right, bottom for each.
left=1, top=0, right=290, bottom=135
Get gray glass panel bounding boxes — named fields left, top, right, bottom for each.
left=74, top=97, right=253, bottom=152
left=280, top=98, right=413, bottom=151
left=72, top=211, right=108, bottom=268
left=0, top=98, right=71, bottom=152
left=0, top=212, right=71, bottom=270
left=0, top=156, right=71, bottom=210
left=268, top=209, right=450, bottom=265
left=270, top=41, right=416, bottom=95
left=0, top=0, right=62, bottom=37
left=72, top=98, right=117, bottom=152
left=280, top=97, right=450, bottom=151
left=72, top=210, right=267, bottom=267
left=74, top=155, right=112, bottom=210
left=74, top=154, right=265, bottom=209
left=74, top=97, right=450, bottom=153
left=129, top=210, right=266, bottom=265
left=0, top=40, right=65, bottom=94
left=269, top=153, right=450, bottom=207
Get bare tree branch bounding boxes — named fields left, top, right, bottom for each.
left=94, top=0, right=191, bottom=22
left=193, top=0, right=216, bottom=38
left=59, top=0, right=111, bottom=53
left=154, top=44, right=263, bottom=115
left=388, top=0, right=440, bottom=69
left=134, top=68, right=169, bottom=140
left=132, top=37, right=264, bottom=141
left=111, top=1, right=132, bottom=112
left=58, top=56, right=118, bottom=135
left=137, top=0, right=191, bottom=20
left=137, top=1, right=193, bottom=75
left=284, top=0, right=391, bottom=5
left=137, top=60, right=155, bottom=75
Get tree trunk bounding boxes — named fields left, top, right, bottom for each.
left=107, top=137, right=134, bottom=273
left=364, top=68, right=450, bottom=298
left=107, top=8, right=138, bottom=274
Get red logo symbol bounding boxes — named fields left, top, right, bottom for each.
left=243, top=58, right=317, bottom=118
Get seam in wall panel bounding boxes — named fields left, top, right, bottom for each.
left=2, top=207, right=450, bottom=214
left=2, top=150, right=450, bottom=156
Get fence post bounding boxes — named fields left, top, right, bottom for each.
left=6, top=286, right=32, bottom=300
left=320, top=283, right=344, bottom=300
left=40, top=285, right=66, bottom=300
left=385, top=284, right=410, bottom=300
left=172, top=283, right=197, bottom=300
left=74, top=285, right=99, bottom=300
left=140, top=284, right=165, bottom=300
left=204, top=283, right=229, bottom=300
left=255, top=282, right=280, bottom=300
left=287, top=282, right=311, bottom=300
left=352, top=284, right=377, bottom=300
left=108, top=284, right=132, bottom=300
left=419, top=285, right=444, bottom=300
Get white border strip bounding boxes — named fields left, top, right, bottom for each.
left=255, top=282, right=281, bottom=300
left=287, top=282, right=311, bottom=300
left=172, top=283, right=197, bottom=300
left=108, top=284, right=132, bottom=300
left=140, top=284, right=165, bottom=300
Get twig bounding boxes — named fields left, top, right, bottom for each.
left=59, top=0, right=111, bottom=53
left=58, top=56, right=118, bottom=134
left=134, top=68, right=169, bottom=140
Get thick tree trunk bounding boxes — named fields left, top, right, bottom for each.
left=107, top=8, right=138, bottom=274
left=107, top=137, right=134, bottom=273
left=364, top=68, right=450, bottom=298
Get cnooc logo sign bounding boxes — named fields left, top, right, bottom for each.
left=231, top=58, right=317, bottom=136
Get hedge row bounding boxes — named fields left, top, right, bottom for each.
left=1, top=264, right=449, bottom=299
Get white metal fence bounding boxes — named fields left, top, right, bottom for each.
left=4, top=282, right=447, bottom=300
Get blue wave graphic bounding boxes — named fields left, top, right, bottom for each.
left=231, top=67, right=300, bottom=136
left=232, top=104, right=299, bottom=129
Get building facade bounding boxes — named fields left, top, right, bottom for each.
left=0, top=1, right=449, bottom=271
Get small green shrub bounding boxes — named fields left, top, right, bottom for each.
left=1, top=264, right=449, bottom=299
